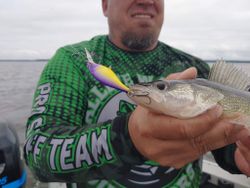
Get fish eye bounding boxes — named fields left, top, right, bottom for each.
left=246, top=85, right=250, bottom=92
left=156, top=82, right=166, bottom=90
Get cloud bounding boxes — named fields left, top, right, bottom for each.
left=0, top=0, right=250, bottom=60
left=0, top=0, right=108, bottom=59
left=162, top=0, right=250, bottom=60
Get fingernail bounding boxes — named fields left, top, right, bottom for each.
left=213, top=105, right=223, bottom=118
left=236, top=141, right=242, bottom=148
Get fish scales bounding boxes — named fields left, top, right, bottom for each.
left=180, top=79, right=250, bottom=115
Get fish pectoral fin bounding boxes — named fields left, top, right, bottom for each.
left=229, top=115, right=250, bottom=128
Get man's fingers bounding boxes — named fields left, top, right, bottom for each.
left=236, top=141, right=250, bottom=161
left=235, top=148, right=250, bottom=176
left=190, top=121, right=245, bottom=154
left=166, top=67, right=197, bottom=80
left=140, top=137, right=200, bottom=168
left=144, top=105, right=223, bottom=139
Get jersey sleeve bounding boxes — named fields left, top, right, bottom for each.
left=23, top=47, right=144, bottom=183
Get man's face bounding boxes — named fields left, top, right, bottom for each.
left=102, top=0, right=164, bottom=51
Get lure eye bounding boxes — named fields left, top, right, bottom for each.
left=156, top=82, right=166, bottom=90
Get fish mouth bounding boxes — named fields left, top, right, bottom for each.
left=127, top=89, right=152, bottom=105
left=127, top=89, right=149, bottom=97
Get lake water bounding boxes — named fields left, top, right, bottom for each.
left=0, top=61, right=46, bottom=145
left=0, top=60, right=249, bottom=187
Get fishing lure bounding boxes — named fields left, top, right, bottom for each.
left=85, top=48, right=129, bottom=92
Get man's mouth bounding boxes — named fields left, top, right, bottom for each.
left=132, top=13, right=153, bottom=19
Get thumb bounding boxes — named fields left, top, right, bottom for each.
left=166, top=67, right=197, bottom=80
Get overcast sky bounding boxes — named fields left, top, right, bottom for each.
left=1, top=0, right=250, bottom=60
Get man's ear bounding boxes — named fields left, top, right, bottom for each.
left=102, top=0, right=108, bottom=17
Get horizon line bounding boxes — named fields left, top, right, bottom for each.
left=0, top=59, right=250, bottom=63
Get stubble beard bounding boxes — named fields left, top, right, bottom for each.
left=121, top=31, right=157, bottom=51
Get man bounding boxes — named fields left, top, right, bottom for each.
left=24, top=0, right=250, bottom=187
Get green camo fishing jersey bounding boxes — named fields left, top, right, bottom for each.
left=24, top=35, right=213, bottom=188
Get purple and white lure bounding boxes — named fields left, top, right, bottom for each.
left=85, top=48, right=129, bottom=92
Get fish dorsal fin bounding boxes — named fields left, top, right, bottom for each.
left=208, top=60, right=250, bottom=91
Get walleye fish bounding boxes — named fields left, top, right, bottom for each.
left=127, top=61, right=250, bottom=127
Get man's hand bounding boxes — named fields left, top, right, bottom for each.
left=235, top=128, right=250, bottom=176
left=128, top=67, right=246, bottom=169
left=164, top=67, right=197, bottom=80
